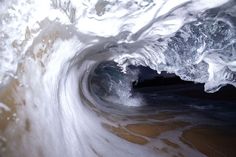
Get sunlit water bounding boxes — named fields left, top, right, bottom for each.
left=0, top=0, right=236, bottom=157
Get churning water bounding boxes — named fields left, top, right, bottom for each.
left=0, top=0, right=236, bottom=157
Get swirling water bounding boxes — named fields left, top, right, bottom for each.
left=0, top=0, right=236, bottom=157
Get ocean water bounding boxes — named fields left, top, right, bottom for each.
left=0, top=0, right=236, bottom=157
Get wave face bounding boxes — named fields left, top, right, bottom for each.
left=0, top=0, right=236, bottom=157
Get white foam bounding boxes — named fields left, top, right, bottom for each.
left=0, top=102, right=10, bottom=112
left=0, top=0, right=235, bottom=157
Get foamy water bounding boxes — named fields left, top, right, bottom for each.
left=0, top=0, right=235, bottom=157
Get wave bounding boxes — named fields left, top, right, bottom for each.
left=0, top=0, right=235, bottom=157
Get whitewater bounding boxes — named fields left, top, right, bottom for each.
left=0, top=0, right=235, bottom=157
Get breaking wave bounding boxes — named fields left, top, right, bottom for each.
left=0, top=0, right=235, bottom=157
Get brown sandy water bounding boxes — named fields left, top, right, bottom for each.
left=181, top=125, right=236, bottom=157
left=0, top=80, right=18, bottom=131
left=103, top=116, right=236, bottom=157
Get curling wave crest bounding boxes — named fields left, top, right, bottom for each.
left=0, top=0, right=235, bottom=157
